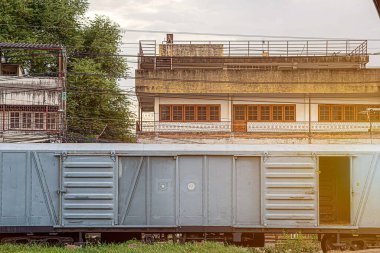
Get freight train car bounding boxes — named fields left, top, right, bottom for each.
left=0, top=144, right=379, bottom=252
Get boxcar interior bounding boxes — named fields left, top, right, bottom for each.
left=319, top=156, right=351, bottom=225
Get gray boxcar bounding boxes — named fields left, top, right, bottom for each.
left=0, top=144, right=380, bottom=251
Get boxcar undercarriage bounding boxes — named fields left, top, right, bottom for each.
left=1, top=228, right=380, bottom=251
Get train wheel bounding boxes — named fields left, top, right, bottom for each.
left=321, top=235, right=353, bottom=252
left=1, top=237, right=30, bottom=244
left=143, top=234, right=155, bottom=244
left=0, top=236, right=74, bottom=246
left=350, top=240, right=365, bottom=251
left=321, top=235, right=336, bottom=253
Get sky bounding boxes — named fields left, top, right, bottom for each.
left=86, top=0, right=380, bottom=108
left=87, top=0, right=380, bottom=49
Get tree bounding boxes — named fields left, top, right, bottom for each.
left=0, top=0, right=135, bottom=142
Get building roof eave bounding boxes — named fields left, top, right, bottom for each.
left=374, top=0, right=380, bottom=17
left=0, top=42, right=64, bottom=51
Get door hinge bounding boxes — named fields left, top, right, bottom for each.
left=110, top=151, right=116, bottom=161
left=263, top=152, right=270, bottom=162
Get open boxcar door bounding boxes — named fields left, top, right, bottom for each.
left=262, top=155, right=318, bottom=227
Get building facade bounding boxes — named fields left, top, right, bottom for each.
left=136, top=35, right=380, bottom=144
left=0, top=43, right=66, bottom=143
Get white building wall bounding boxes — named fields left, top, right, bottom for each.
left=310, top=103, right=319, bottom=122
left=0, top=77, right=61, bottom=106
left=0, top=91, right=60, bottom=105
left=140, top=96, right=380, bottom=144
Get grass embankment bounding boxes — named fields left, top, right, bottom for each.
left=0, top=239, right=321, bottom=253
left=0, top=241, right=249, bottom=253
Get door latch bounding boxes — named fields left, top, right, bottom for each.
left=57, top=188, right=67, bottom=194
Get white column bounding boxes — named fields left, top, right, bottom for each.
left=154, top=97, right=160, bottom=123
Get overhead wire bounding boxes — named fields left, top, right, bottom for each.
left=18, top=86, right=380, bottom=106
left=5, top=69, right=380, bottom=86
left=1, top=25, right=379, bottom=144
left=1, top=23, right=380, bottom=41
left=1, top=25, right=379, bottom=119
left=2, top=45, right=380, bottom=64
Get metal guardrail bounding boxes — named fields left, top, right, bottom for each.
left=139, top=40, right=156, bottom=69
left=136, top=121, right=380, bottom=133
left=0, top=112, right=60, bottom=132
left=139, top=40, right=367, bottom=58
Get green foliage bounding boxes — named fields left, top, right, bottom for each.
left=67, top=58, right=134, bottom=142
left=0, top=0, right=135, bottom=142
left=0, top=0, right=86, bottom=46
left=0, top=237, right=323, bottom=253
left=0, top=241, right=253, bottom=253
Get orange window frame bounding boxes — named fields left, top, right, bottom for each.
left=331, top=105, right=344, bottom=122
left=244, top=104, right=296, bottom=122
left=284, top=105, right=296, bottom=122
left=272, top=105, right=284, bottom=122
left=233, top=105, right=247, bottom=121
left=259, top=105, right=271, bottom=122
left=343, top=105, right=356, bottom=122
left=159, top=105, right=172, bottom=122
left=172, top=105, right=184, bottom=122
left=196, top=105, right=208, bottom=122
left=209, top=105, right=221, bottom=121
left=184, top=105, right=196, bottom=121
left=318, top=105, right=331, bottom=122
left=159, top=104, right=221, bottom=122
left=247, top=105, right=259, bottom=121
left=319, top=104, right=380, bottom=122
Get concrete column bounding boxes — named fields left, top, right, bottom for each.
left=228, top=96, right=232, bottom=122
left=154, top=97, right=160, bottom=122
left=228, top=96, right=232, bottom=132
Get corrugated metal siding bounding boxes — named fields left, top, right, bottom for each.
left=262, top=156, right=317, bottom=227
left=61, top=156, right=116, bottom=227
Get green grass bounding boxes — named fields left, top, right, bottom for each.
left=0, top=241, right=252, bottom=253
left=0, top=239, right=321, bottom=253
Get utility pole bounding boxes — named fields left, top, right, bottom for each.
left=308, top=96, right=311, bottom=144
left=361, top=108, right=380, bottom=144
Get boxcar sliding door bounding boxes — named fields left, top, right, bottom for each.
left=262, top=156, right=318, bottom=227
left=60, top=155, right=117, bottom=227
